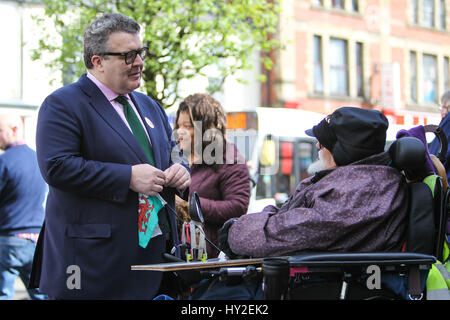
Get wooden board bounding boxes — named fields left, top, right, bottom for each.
left=131, top=257, right=263, bottom=272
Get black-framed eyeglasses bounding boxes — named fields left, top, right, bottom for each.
left=99, top=47, right=149, bottom=65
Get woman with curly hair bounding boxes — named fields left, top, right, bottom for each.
left=174, top=93, right=251, bottom=258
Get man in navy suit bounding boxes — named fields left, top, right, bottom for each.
left=30, top=13, right=190, bottom=299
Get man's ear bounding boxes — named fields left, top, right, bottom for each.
left=10, top=124, right=22, bottom=141
left=91, top=55, right=104, bottom=71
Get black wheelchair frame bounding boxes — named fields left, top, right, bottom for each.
left=186, top=134, right=448, bottom=300
left=154, top=127, right=448, bottom=301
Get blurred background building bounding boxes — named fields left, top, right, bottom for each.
left=1, top=0, right=449, bottom=147
left=266, top=0, right=448, bottom=127
left=0, top=0, right=60, bottom=149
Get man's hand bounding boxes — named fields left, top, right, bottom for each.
left=164, top=163, right=190, bottom=190
left=129, top=164, right=166, bottom=196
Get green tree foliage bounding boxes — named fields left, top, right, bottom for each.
left=32, top=0, right=280, bottom=107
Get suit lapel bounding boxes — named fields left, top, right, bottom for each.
left=78, top=75, right=149, bottom=164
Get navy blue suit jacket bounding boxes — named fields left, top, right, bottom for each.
left=31, top=74, right=186, bottom=299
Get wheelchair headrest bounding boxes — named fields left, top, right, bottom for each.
left=388, top=137, right=426, bottom=174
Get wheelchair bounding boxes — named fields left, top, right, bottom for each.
left=149, top=126, right=449, bottom=300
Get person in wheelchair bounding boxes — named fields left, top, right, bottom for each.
left=220, top=107, right=408, bottom=258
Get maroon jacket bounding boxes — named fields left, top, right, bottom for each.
left=228, top=152, right=408, bottom=258
left=189, top=143, right=251, bottom=257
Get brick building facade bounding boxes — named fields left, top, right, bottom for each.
left=265, top=0, right=449, bottom=127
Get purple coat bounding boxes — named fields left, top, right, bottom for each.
left=190, top=144, right=251, bottom=257
left=228, top=152, right=407, bottom=258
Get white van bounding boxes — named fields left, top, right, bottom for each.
left=226, top=107, right=325, bottom=213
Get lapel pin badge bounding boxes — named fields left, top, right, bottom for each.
left=145, top=117, right=155, bottom=128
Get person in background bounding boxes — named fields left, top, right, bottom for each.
left=429, top=90, right=450, bottom=181
left=174, top=93, right=251, bottom=258
left=30, top=13, right=189, bottom=299
left=219, top=107, right=407, bottom=258
left=428, top=90, right=450, bottom=237
left=0, top=114, right=47, bottom=300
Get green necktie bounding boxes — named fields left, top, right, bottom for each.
left=115, top=95, right=165, bottom=248
left=115, top=95, right=155, bottom=165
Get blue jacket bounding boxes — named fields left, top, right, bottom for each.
left=0, top=144, right=46, bottom=234
left=31, top=74, right=187, bottom=299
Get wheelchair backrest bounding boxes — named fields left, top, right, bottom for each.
left=388, top=136, right=447, bottom=259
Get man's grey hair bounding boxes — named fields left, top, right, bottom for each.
left=84, top=13, right=140, bottom=69
left=441, top=90, right=450, bottom=105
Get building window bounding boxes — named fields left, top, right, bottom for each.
left=313, top=36, right=324, bottom=93
left=312, top=0, right=360, bottom=13
left=423, top=54, right=438, bottom=103
left=410, top=51, right=418, bottom=102
left=412, top=0, right=419, bottom=24
left=444, top=57, right=449, bottom=91
left=356, top=42, right=363, bottom=97
left=313, top=35, right=364, bottom=98
left=423, top=0, right=435, bottom=28
left=411, top=0, right=446, bottom=30
left=329, top=38, right=348, bottom=95
left=440, top=0, right=446, bottom=29
left=331, top=0, right=344, bottom=9
left=410, top=52, right=448, bottom=104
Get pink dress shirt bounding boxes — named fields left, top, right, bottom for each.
left=86, top=72, right=152, bottom=144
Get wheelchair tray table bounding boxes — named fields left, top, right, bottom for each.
left=131, top=257, right=264, bottom=272
left=131, top=252, right=435, bottom=272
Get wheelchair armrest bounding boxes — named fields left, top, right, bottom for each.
left=287, top=252, right=436, bottom=267
left=282, top=252, right=433, bottom=300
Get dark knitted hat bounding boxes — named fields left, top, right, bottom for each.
left=305, top=107, right=389, bottom=166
